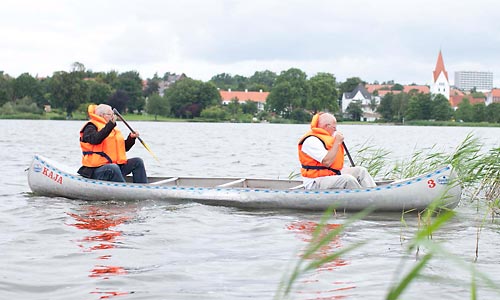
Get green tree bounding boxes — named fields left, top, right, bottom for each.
left=87, top=80, right=113, bottom=104
left=266, top=81, right=293, bottom=116
left=13, top=73, right=45, bottom=106
left=455, top=98, right=474, bottom=122
left=391, top=92, right=409, bottom=123
left=102, top=70, right=120, bottom=88
left=391, top=83, right=404, bottom=91
left=116, top=71, right=144, bottom=112
left=267, top=68, right=309, bottom=117
left=71, top=61, right=86, bottom=73
left=339, top=77, right=364, bottom=96
left=108, top=90, right=130, bottom=113
left=485, top=103, right=500, bottom=123
left=241, top=101, right=258, bottom=115
left=378, top=93, right=394, bottom=121
left=248, top=70, right=277, bottom=91
left=369, top=99, right=378, bottom=112
left=227, top=99, right=242, bottom=118
left=346, top=101, right=363, bottom=121
left=209, top=73, right=234, bottom=90
left=431, top=94, right=453, bottom=121
left=146, top=93, right=170, bottom=120
left=233, top=75, right=248, bottom=91
left=308, top=72, right=338, bottom=114
left=472, top=103, right=486, bottom=122
left=405, top=93, right=432, bottom=120
left=167, top=78, right=220, bottom=118
left=49, top=71, right=89, bottom=117
left=405, top=95, right=422, bottom=120
left=0, top=72, right=13, bottom=106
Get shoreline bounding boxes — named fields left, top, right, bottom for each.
left=1, top=114, right=499, bottom=128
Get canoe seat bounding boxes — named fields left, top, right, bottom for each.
left=150, top=177, right=179, bottom=185
left=217, top=178, right=247, bottom=188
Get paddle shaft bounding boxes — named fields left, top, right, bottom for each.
left=112, top=108, right=160, bottom=162
left=113, top=109, right=143, bottom=143
left=343, top=142, right=356, bottom=167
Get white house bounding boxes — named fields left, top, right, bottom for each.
left=219, top=89, right=269, bottom=111
left=342, top=83, right=380, bottom=121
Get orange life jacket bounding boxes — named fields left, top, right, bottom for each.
left=80, top=105, right=127, bottom=167
left=298, top=113, right=344, bottom=178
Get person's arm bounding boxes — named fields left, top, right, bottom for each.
left=124, top=134, right=136, bottom=151
left=301, top=137, right=328, bottom=163
left=321, top=132, right=344, bottom=166
left=81, top=122, right=116, bottom=145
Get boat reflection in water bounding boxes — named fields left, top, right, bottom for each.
left=67, top=206, right=133, bottom=299
left=287, top=220, right=356, bottom=299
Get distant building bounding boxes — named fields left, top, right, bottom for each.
left=219, top=89, right=269, bottom=111
left=454, top=71, right=493, bottom=92
left=449, top=88, right=485, bottom=109
left=158, top=73, right=186, bottom=96
left=342, top=83, right=380, bottom=121
left=486, top=88, right=500, bottom=105
left=365, top=84, right=429, bottom=98
left=430, top=50, right=450, bottom=101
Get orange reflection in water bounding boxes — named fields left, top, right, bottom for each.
left=287, top=220, right=356, bottom=300
left=67, top=206, right=133, bottom=298
left=89, top=265, right=128, bottom=278
left=287, top=221, right=346, bottom=269
left=90, top=289, right=130, bottom=299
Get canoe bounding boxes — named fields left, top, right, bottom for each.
left=27, top=154, right=461, bottom=212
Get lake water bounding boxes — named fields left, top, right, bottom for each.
left=1, top=120, right=499, bottom=299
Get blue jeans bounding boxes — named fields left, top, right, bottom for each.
left=92, top=157, right=148, bottom=183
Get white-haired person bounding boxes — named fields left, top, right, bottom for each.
left=78, top=104, right=147, bottom=183
left=298, top=112, right=375, bottom=189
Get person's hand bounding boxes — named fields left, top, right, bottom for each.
left=333, top=131, right=344, bottom=144
left=130, top=131, right=140, bottom=138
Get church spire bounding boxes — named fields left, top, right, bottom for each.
left=433, top=50, right=449, bottom=82
left=430, top=50, right=450, bottom=100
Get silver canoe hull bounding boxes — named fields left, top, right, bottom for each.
left=28, top=155, right=461, bottom=211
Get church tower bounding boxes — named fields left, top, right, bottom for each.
left=430, top=50, right=450, bottom=100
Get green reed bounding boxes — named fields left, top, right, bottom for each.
left=352, top=139, right=391, bottom=179
left=274, top=206, right=372, bottom=299
left=279, top=133, right=499, bottom=299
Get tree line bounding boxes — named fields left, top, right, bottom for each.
left=1, top=62, right=499, bottom=123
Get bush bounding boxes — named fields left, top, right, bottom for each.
left=200, top=105, right=228, bottom=121
left=289, top=108, right=312, bottom=123
left=0, top=97, right=43, bottom=115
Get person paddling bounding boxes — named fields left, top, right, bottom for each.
left=298, top=112, right=375, bottom=189
left=77, top=104, right=148, bottom=183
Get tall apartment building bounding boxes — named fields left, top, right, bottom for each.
left=454, top=71, right=493, bottom=92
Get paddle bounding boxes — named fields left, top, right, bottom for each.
left=112, top=108, right=160, bottom=162
left=343, top=142, right=356, bottom=167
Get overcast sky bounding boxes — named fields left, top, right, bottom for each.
left=1, top=0, right=499, bottom=86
